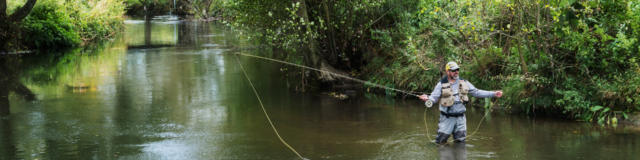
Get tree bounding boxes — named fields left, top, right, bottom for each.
left=184, top=0, right=214, bottom=18
left=0, top=0, right=37, bottom=51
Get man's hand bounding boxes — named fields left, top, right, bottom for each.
left=419, top=94, right=429, bottom=101
left=495, top=91, right=503, bottom=98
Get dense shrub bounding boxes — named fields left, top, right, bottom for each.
left=124, top=0, right=171, bottom=16
left=22, top=1, right=81, bottom=48
left=18, top=0, right=125, bottom=49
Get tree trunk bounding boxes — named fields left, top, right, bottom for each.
left=517, top=45, right=529, bottom=74
left=1, top=0, right=37, bottom=51
left=0, top=22, right=8, bottom=51
left=323, top=1, right=338, bottom=64
left=202, top=0, right=213, bottom=18
left=8, top=0, right=37, bottom=22
left=1, top=0, right=7, bottom=19
left=297, top=0, right=344, bottom=82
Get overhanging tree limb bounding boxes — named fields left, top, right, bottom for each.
left=7, top=0, right=37, bottom=22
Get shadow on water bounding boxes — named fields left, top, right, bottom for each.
left=0, top=117, right=16, bottom=160
left=0, top=55, right=36, bottom=116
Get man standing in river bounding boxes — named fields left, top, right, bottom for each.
left=419, top=61, right=503, bottom=144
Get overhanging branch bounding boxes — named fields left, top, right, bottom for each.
left=8, top=0, right=37, bottom=22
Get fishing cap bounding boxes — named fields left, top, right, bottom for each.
left=445, top=61, right=460, bottom=71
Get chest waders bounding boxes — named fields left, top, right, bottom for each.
left=435, top=77, right=469, bottom=144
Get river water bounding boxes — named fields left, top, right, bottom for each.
left=1, top=19, right=639, bottom=160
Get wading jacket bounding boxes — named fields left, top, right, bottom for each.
left=427, top=76, right=496, bottom=114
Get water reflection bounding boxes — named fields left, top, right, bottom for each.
left=125, top=20, right=177, bottom=49
left=438, top=143, right=467, bottom=160
left=0, top=118, right=16, bottom=159
left=125, top=18, right=224, bottom=50
left=0, top=56, right=36, bottom=116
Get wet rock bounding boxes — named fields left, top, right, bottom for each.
left=328, top=92, right=348, bottom=100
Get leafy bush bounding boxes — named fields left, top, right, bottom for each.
left=22, top=1, right=81, bottom=48
left=67, top=0, right=125, bottom=42
left=124, top=0, right=171, bottom=16
left=19, top=0, right=125, bottom=50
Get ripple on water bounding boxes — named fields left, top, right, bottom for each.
left=200, top=34, right=222, bottom=37
left=124, top=20, right=145, bottom=24
left=373, top=132, right=438, bottom=159
left=201, top=43, right=220, bottom=48
left=369, top=131, right=503, bottom=159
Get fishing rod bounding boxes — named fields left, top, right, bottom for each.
left=230, top=52, right=422, bottom=97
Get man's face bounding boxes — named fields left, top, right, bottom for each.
left=447, top=68, right=459, bottom=79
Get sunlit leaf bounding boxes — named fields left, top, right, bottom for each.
left=590, top=105, right=603, bottom=112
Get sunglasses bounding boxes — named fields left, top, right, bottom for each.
left=449, top=69, right=459, bottom=72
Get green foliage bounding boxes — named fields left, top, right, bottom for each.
left=6, top=0, right=27, bottom=14
left=19, top=0, right=125, bottom=49
left=384, top=0, right=640, bottom=124
left=592, top=71, right=640, bottom=113
left=22, top=1, right=82, bottom=48
left=124, top=0, right=172, bottom=16
left=68, top=0, right=125, bottom=42
left=554, top=1, right=638, bottom=78
left=553, top=79, right=593, bottom=119
left=227, top=0, right=640, bottom=123
left=226, top=1, right=317, bottom=53
left=182, top=0, right=229, bottom=19
left=123, top=0, right=230, bottom=19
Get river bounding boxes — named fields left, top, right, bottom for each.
left=1, top=18, right=639, bottom=160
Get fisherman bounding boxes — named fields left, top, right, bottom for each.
left=419, top=61, right=502, bottom=144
